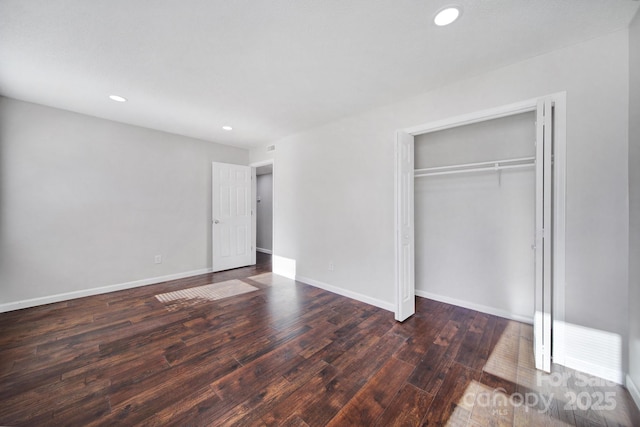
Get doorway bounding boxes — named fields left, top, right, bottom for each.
left=394, top=93, right=566, bottom=372
left=255, top=164, right=273, bottom=255
left=251, top=159, right=275, bottom=272
left=211, top=160, right=275, bottom=272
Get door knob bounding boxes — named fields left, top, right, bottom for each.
left=214, top=219, right=220, bottom=224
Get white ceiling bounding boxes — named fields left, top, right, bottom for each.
left=1, top=1, right=638, bottom=148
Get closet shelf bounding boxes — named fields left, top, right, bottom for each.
left=414, top=156, right=535, bottom=178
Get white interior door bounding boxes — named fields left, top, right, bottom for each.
left=212, top=162, right=254, bottom=272
left=395, top=131, right=415, bottom=321
left=534, top=98, right=553, bottom=372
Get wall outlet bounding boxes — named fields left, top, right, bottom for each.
left=328, top=261, right=334, bottom=271
left=154, top=255, right=162, bottom=264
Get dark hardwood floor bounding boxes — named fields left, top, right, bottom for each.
left=1, top=253, right=639, bottom=426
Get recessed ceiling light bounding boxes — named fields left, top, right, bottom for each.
left=222, top=126, right=233, bottom=131
left=109, top=95, right=127, bottom=102
left=434, top=7, right=461, bottom=26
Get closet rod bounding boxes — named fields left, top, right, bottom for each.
left=414, top=161, right=534, bottom=178
left=414, top=156, right=535, bottom=174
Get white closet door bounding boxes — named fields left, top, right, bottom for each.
left=534, top=98, right=553, bottom=372
left=395, top=131, right=415, bottom=321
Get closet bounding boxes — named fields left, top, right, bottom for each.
left=396, top=96, right=562, bottom=373
left=413, top=112, right=536, bottom=321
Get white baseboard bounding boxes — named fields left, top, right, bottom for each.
left=0, top=268, right=213, bottom=313
left=295, top=275, right=394, bottom=312
left=414, top=290, right=533, bottom=324
left=627, top=374, right=640, bottom=411
left=563, top=356, right=624, bottom=385
left=560, top=322, right=624, bottom=384
left=256, top=247, right=273, bottom=254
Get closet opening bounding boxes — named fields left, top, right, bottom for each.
left=414, top=111, right=536, bottom=323
left=394, top=94, right=566, bottom=373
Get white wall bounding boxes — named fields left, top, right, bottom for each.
left=414, top=113, right=535, bottom=321
left=0, top=98, right=248, bottom=309
left=628, top=9, right=640, bottom=406
left=251, top=29, right=630, bottom=380
left=256, top=173, right=273, bottom=252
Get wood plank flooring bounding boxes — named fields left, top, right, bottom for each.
left=1, top=253, right=639, bottom=426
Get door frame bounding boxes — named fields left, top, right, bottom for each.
left=394, top=92, right=567, bottom=366
left=250, top=159, right=275, bottom=263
